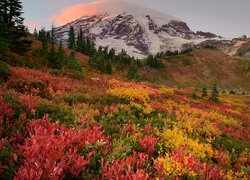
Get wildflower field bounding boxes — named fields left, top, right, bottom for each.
left=0, top=66, right=249, bottom=179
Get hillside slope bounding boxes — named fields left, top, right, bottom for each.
left=0, top=35, right=250, bottom=179
left=139, top=49, right=250, bottom=93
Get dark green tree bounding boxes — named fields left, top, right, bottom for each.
left=127, top=59, right=138, bottom=80
left=202, top=84, right=208, bottom=97
left=47, top=24, right=56, bottom=67
left=66, top=50, right=82, bottom=72
left=33, top=27, right=38, bottom=36
left=67, top=26, right=75, bottom=49
left=38, top=27, right=48, bottom=55
left=0, top=0, right=30, bottom=54
left=76, top=28, right=84, bottom=52
left=7, top=0, right=24, bottom=28
left=209, top=82, right=219, bottom=102
left=108, top=48, right=115, bottom=60
left=46, top=31, right=51, bottom=43
left=55, top=40, right=64, bottom=69
left=146, top=54, right=164, bottom=69
left=106, top=58, right=112, bottom=74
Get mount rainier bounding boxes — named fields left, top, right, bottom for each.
left=54, top=1, right=223, bottom=59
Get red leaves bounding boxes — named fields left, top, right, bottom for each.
left=15, top=117, right=110, bottom=179
left=121, top=121, right=135, bottom=136
left=149, top=101, right=166, bottom=112
left=102, top=152, right=150, bottom=179
left=20, top=94, right=40, bottom=114
left=7, top=67, right=79, bottom=98
left=219, top=125, right=250, bottom=143
left=139, top=135, right=157, bottom=155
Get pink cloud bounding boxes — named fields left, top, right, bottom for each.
left=50, top=3, right=99, bottom=26
left=49, top=0, right=143, bottom=26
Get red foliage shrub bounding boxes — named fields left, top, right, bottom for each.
left=19, top=94, right=40, bottom=114
left=121, top=121, right=135, bottom=136
left=149, top=101, right=166, bottom=112
left=101, top=152, right=150, bottom=179
left=139, top=135, right=157, bottom=155
left=7, top=67, right=79, bottom=98
left=14, top=116, right=110, bottom=179
left=155, top=148, right=225, bottom=179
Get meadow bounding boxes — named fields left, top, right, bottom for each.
left=0, top=64, right=249, bottom=179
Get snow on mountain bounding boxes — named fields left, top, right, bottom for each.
left=54, top=0, right=222, bottom=59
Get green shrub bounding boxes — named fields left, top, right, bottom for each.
left=32, top=102, right=75, bottom=126
left=10, top=39, right=32, bottom=55
left=0, top=60, right=12, bottom=81
left=181, top=59, right=192, bottom=66
left=66, top=52, right=83, bottom=72
left=229, top=90, right=236, bottom=95
left=212, top=134, right=250, bottom=155
left=127, top=60, right=138, bottom=80
left=32, top=48, right=45, bottom=57
left=0, top=37, right=9, bottom=55
left=146, top=55, right=164, bottom=69
left=62, top=69, right=84, bottom=79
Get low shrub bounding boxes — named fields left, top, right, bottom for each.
left=32, top=102, right=75, bottom=126
left=0, top=60, right=12, bottom=81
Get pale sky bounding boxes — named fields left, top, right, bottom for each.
left=22, top=0, right=250, bottom=38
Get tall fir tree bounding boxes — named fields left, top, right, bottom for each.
left=38, top=27, right=48, bottom=55
left=106, top=58, right=112, bottom=74
left=46, top=31, right=51, bottom=43
left=76, top=28, right=84, bottom=52
left=7, top=0, right=24, bottom=28
left=0, top=0, right=30, bottom=54
left=33, top=28, right=38, bottom=37
left=127, top=59, right=138, bottom=80
left=56, top=40, right=64, bottom=69
left=67, top=26, right=75, bottom=49
left=48, top=24, right=56, bottom=68
left=209, top=82, right=219, bottom=102
left=146, top=54, right=164, bottom=69
left=66, top=50, right=82, bottom=72
left=202, top=84, right=208, bottom=97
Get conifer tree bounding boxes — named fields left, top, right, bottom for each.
left=67, top=26, right=75, bottom=49
left=7, top=0, right=24, bottom=28
left=146, top=54, right=164, bottom=69
left=46, top=31, right=51, bottom=43
left=66, top=50, right=82, bottom=72
left=38, top=28, right=48, bottom=55
left=202, top=84, right=208, bottom=97
left=56, top=40, right=64, bottom=69
left=108, top=48, right=115, bottom=60
left=33, top=28, right=38, bottom=37
left=76, top=28, right=84, bottom=52
left=47, top=24, right=56, bottom=67
left=209, top=82, right=219, bottom=102
left=127, top=59, right=138, bottom=80
left=0, top=0, right=30, bottom=54
left=106, top=58, right=112, bottom=74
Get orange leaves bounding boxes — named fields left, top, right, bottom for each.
left=155, top=148, right=225, bottom=179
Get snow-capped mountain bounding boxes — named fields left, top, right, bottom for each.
left=54, top=1, right=222, bottom=58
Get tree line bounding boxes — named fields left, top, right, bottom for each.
left=0, top=0, right=31, bottom=56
